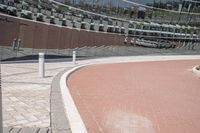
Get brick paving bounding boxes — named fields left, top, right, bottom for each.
left=68, top=59, right=200, bottom=133
left=3, top=127, right=50, bottom=133
left=2, top=61, right=74, bottom=128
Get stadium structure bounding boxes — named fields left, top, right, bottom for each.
left=1, top=1, right=200, bottom=133
left=0, top=0, right=200, bottom=60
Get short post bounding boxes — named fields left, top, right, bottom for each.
left=12, top=38, right=17, bottom=51
left=39, top=53, right=45, bottom=78
left=72, top=51, right=76, bottom=64
left=17, top=39, right=21, bottom=51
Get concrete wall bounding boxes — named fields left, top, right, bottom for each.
left=0, top=14, right=128, bottom=49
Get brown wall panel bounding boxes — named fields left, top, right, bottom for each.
left=78, top=30, right=90, bottom=48
left=119, top=35, right=126, bottom=46
left=116, top=35, right=121, bottom=46
left=60, top=28, right=73, bottom=49
left=18, top=20, right=35, bottom=48
left=77, top=30, right=84, bottom=48
left=95, top=32, right=105, bottom=47
left=87, top=31, right=93, bottom=47
left=106, top=33, right=113, bottom=46
left=87, top=31, right=95, bottom=47
left=33, top=23, right=48, bottom=49
left=112, top=34, right=118, bottom=46
left=0, top=14, right=126, bottom=49
left=83, top=30, right=89, bottom=47
left=65, top=28, right=73, bottom=49
left=47, top=25, right=61, bottom=49
left=102, top=33, right=109, bottom=46
left=127, top=37, right=132, bottom=46
left=0, top=15, right=7, bottom=46
left=92, top=32, right=98, bottom=46
left=113, top=34, right=117, bottom=45
left=0, top=16, right=19, bottom=46
left=70, top=29, right=79, bottom=49
left=60, top=28, right=69, bottom=49
left=107, top=34, right=114, bottom=46
left=83, top=31, right=90, bottom=47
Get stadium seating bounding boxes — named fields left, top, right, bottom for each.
left=0, top=0, right=199, bottom=53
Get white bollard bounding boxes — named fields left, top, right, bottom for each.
left=72, top=51, right=76, bottom=64
left=39, top=53, right=45, bottom=78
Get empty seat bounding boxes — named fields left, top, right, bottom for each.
left=99, top=19, right=104, bottom=32
left=81, top=21, right=86, bottom=29
left=99, top=24, right=104, bottom=32
left=20, top=1, right=33, bottom=19
left=128, top=29, right=134, bottom=34
left=115, top=22, right=120, bottom=33
left=90, top=19, right=95, bottom=30
left=121, top=23, right=125, bottom=34
left=62, top=18, right=67, bottom=26
left=0, top=3, right=7, bottom=13
left=60, top=13, right=67, bottom=26
left=6, top=0, right=17, bottom=16
left=36, top=13, right=44, bottom=22
left=107, top=25, right=114, bottom=33
left=107, top=21, right=114, bottom=33
left=50, top=16, right=55, bottom=24
left=80, top=17, right=86, bottom=29
left=50, top=8, right=56, bottom=24
left=71, top=20, right=76, bottom=28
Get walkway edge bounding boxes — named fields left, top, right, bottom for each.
left=51, top=68, right=73, bottom=133
left=60, top=65, right=88, bottom=133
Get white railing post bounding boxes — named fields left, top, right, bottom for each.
left=72, top=51, right=76, bottom=64
left=39, top=53, right=45, bottom=78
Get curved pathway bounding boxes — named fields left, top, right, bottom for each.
left=67, top=59, right=200, bottom=133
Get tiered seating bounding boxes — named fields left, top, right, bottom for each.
left=0, top=0, right=129, bottom=34
left=0, top=0, right=199, bottom=49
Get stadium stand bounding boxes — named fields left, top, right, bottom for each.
left=0, top=0, right=200, bottom=60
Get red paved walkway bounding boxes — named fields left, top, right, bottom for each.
left=67, top=60, right=200, bottom=133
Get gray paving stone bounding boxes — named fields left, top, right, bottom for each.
left=52, top=129, right=71, bottom=133
left=50, top=69, right=72, bottom=132
left=9, top=128, right=22, bottom=133
left=38, top=128, right=51, bottom=133
left=1, top=61, right=71, bottom=128
left=19, top=127, right=39, bottom=133
left=3, top=127, right=11, bottom=133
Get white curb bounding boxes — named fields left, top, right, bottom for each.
left=60, top=65, right=88, bottom=133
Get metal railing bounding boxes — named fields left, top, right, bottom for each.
left=0, top=43, right=200, bottom=61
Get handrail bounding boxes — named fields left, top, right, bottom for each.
left=49, top=0, right=130, bottom=22
left=128, top=34, right=200, bottom=41
left=49, top=0, right=200, bottom=30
